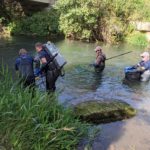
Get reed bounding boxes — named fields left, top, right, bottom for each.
left=0, top=66, right=88, bottom=150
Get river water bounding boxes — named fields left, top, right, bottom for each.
left=0, top=36, right=150, bottom=150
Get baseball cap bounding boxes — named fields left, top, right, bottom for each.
left=94, top=46, right=102, bottom=52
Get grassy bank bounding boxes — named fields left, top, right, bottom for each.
left=0, top=67, right=88, bottom=150
left=126, top=32, right=148, bottom=46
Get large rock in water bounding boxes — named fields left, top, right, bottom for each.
left=136, top=22, right=150, bottom=32
left=75, top=101, right=136, bottom=124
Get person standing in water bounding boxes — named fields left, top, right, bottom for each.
left=93, top=46, right=106, bottom=71
left=35, top=42, right=60, bottom=92
left=15, top=48, right=35, bottom=87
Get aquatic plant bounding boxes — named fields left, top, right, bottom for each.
left=0, top=66, right=88, bottom=150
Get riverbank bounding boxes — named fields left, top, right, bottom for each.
left=0, top=24, right=149, bottom=47
left=125, top=32, right=149, bottom=46
left=1, top=0, right=150, bottom=44
left=0, top=67, right=89, bottom=149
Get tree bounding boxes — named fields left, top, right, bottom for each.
left=55, top=0, right=147, bottom=43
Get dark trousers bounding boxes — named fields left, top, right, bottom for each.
left=19, top=76, right=35, bottom=88
left=46, top=69, right=60, bottom=92
left=24, top=77, right=35, bottom=88
left=93, top=63, right=105, bottom=72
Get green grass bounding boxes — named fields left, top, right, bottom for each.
left=0, top=66, right=88, bottom=150
left=126, top=32, right=148, bottom=46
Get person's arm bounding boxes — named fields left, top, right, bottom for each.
left=95, top=56, right=101, bottom=65
left=103, top=54, right=106, bottom=60
left=96, top=55, right=105, bottom=65
left=133, top=61, right=143, bottom=69
left=143, top=63, right=149, bottom=70
left=136, top=61, right=147, bottom=72
left=38, top=51, right=48, bottom=65
left=41, top=57, right=47, bottom=64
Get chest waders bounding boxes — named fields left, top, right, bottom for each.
left=45, top=59, right=61, bottom=92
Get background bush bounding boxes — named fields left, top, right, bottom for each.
left=11, top=8, right=60, bottom=37
left=1, top=0, right=150, bottom=44
left=55, top=0, right=149, bottom=43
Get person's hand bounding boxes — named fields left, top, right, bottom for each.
left=132, top=64, right=138, bottom=69
left=137, top=67, right=145, bottom=71
left=35, top=76, right=40, bottom=80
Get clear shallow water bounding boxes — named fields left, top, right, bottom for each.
left=0, top=36, right=150, bottom=150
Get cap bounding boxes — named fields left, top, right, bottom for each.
left=94, top=46, right=102, bottom=52
left=140, top=52, right=150, bottom=57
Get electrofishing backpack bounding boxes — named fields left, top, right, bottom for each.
left=43, top=41, right=67, bottom=76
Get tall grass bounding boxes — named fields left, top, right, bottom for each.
left=0, top=66, right=88, bottom=150
left=126, top=32, right=148, bottom=46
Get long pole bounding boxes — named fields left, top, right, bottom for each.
left=106, top=51, right=132, bottom=60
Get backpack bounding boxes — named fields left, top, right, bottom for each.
left=44, top=42, right=67, bottom=70
left=43, top=42, right=67, bottom=77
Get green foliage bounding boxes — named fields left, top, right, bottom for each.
left=126, top=32, right=148, bottom=46
left=0, top=66, right=88, bottom=150
left=55, top=0, right=147, bottom=43
left=0, top=0, right=24, bottom=25
left=0, top=17, right=5, bottom=24
left=11, top=8, right=60, bottom=36
left=130, top=0, right=150, bottom=21
left=1, top=0, right=150, bottom=43
left=55, top=0, right=99, bottom=41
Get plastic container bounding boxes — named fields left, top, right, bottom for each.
left=124, top=67, right=141, bottom=81
left=44, top=42, right=67, bottom=69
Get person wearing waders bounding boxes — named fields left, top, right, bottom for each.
left=15, top=49, right=35, bottom=87
left=134, top=52, right=150, bottom=81
left=93, top=46, right=106, bottom=71
left=35, top=42, right=60, bottom=92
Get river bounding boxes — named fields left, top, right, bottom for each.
left=0, top=36, right=150, bottom=150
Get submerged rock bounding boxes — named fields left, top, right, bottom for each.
left=75, top=100, right=136, bottom=124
